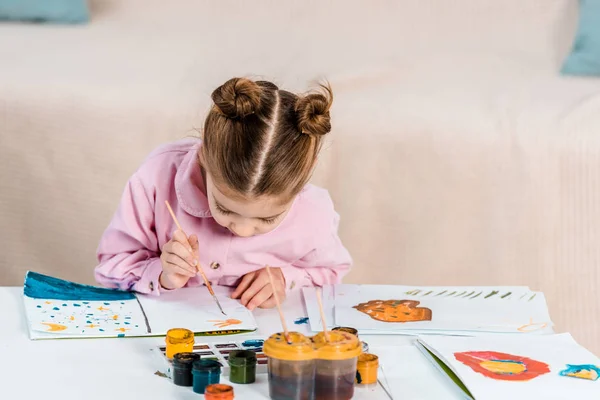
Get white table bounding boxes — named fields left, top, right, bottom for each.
left=0, top=287, right=437, bottom=399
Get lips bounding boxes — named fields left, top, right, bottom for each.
left=454, top=351, right=551, bottom=381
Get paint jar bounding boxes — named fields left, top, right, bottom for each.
left=192, top=359, right=221, bottom=394
left=355, top=353, right=378, bottom=385
left=165, top=328, right=194, bottom=359
left=313, top=331, right=362, bottom=400
left=332, top=327, right=358, bottom=338
left=204, top=384, right=234, bottom=400
left=228, top=350, right=257, bottom=384
left=264, top=332, right=317, bottom=400
left=172, top=352, right=201, bottom=387
left=332, top=327, right=368, bottom=354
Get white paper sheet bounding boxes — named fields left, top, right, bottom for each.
left=372, top=344, right=465, bottom=400
left=334, top=284, right=552, bottom=334
left=24, top=297, right=149, bottom=338
left=417, top=333, right=600, bottom=400
left=137, top=286, right=257, bottom=334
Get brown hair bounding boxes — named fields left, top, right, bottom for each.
left=201, top=77, right=333, bottom=200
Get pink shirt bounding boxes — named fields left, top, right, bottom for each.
left=95, top=139, right=352, bottom=296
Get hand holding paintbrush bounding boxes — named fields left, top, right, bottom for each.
left=163, top=201, right=226, bottom=315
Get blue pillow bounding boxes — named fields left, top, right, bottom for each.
left=0, top=0, right=89, bottom=24
left=562, top=0, right=600, bottom=76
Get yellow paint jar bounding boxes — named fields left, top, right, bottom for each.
left=165, top=328, right=194, bottom=359
left=355, top=353, right=379, bottom=385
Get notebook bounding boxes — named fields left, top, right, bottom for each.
left=23, top=271, right=257, bottom=340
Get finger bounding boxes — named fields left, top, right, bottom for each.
left=231, top=272, right=255, bottom=299
left=188, top=234, right=199, bottom=255
left=165, top=254, right=196, bottom=277
left=164, top=261, right=196, bottom=278
left=257, top=295, right=277, bottom=309
left=172, top=229, right=192, bottom=252
left=247, top=284, right=274, bottom=311
left=169, top=241, right=198, bottom=269
left=240, top=274, right=270, bottom=307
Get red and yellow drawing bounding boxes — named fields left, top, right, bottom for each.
left=353, top=299, right=432, bottom=322
left=454, top=351, right=550, bottom=381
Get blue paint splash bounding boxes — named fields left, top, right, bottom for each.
left=52, top=307, right=60, bottom=311
left=62, top=303, right=67, bottom=307
left=118, top=334, right=125, bottom=338
left=24, top=271, right=135, bottom=301
left=294, top=317, right=309, bottom=325
left=559, top=364, right=600, bottom=381
left=99, top=329, right=105, bottom=332
left=73, top=304, right=81, bottom=307
left=242, top=339, right=264, bottom=348
left=36, top=305, right=41, bottom=308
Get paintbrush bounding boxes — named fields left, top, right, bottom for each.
left=165, top=200, right=226, bottom=315
left=266, top=265, right=291, bottom=343
left=315, top=287, right=330, bottom=343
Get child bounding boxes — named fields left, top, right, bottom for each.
left=95, top=77, right=352, bottom=310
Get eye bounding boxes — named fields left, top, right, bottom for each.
left=215, top=204, right=232, bottom=215
left=261, top=217, right=278, bottom=225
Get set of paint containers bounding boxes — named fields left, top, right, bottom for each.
left=164, top=327, right=378, bottom=399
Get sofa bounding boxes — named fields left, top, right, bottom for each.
left=1, top=0, right=599, bottom=353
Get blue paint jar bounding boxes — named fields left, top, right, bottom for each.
left=192, top=359, right=221, bottom=394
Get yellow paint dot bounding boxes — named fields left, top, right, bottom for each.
left=97, top=306, right=109, bottom=311
left=115, top=327, right=130, bottom=333
left=70, top=316, right=75, bottom=321
left=45, top=301, right=53, bottom=304
left=86, top=324, right=98, bottom=328
left=112, top=315, right=118, bottom=320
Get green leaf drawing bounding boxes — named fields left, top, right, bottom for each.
left=484, top=290, right=499, bottom=299
left=501, top=292, right=512, bottom=299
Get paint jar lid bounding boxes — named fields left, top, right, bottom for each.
left=166, top=328, right=194, bottom=345
left=263, top=332, right=316, bottom=361
left=357, top=353, right=379, bottom=367
left=228, top=350, right=257, bottom=367
left=192, top=359, right=222, bottom=373
left=313, top=331, right=362, bottom=360
left=204, top=384, right=234, bottom=400
left=332, top=326, right=358, bottom=337
left=173, top=352, right=201, bottom=368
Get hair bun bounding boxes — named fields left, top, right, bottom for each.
left=295, top=84, right=333, bottom=136
left=212, top=78, right=261, bottom=119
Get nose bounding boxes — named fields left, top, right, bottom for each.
left=229, top=222, right=254, bottom=237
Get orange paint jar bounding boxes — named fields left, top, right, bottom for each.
left=355, top=353, right=379, bottom=385
left=204, top=384, right=234, bottom=400
left=165, top=328, right=194, bottom=359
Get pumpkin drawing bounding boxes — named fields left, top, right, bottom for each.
left=353, top=299, right=432, bottom=322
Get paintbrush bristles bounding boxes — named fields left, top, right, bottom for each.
left=266, top=266, right=291, bottom=343
left=316, top=287, right=330, bottom=343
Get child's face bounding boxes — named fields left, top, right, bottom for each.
left=205, top=173, right=294, bottom=237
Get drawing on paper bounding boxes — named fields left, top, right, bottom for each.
left=353, top=300, right=432, bottom=322
left=42, top=322, right=67, bottom=332
left=454, top=351, right=550, bottom=381
left=24, top=271, right=150, bottom=337
left=209, top=319, right=242, bottom=328
left=559, top=364, right=600, bottom=381
left=517, top=318, right=548, bottom=333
